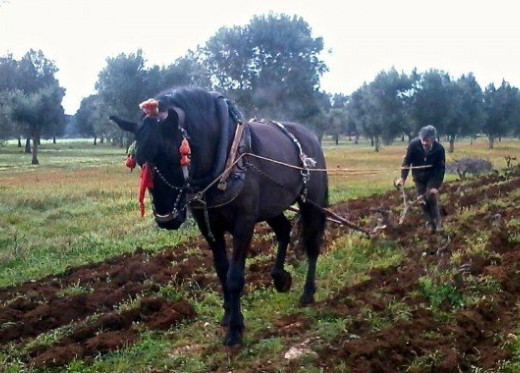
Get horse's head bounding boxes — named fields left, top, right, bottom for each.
left=110, top=103, right=190, bottom=230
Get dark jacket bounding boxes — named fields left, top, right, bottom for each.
left=401, top=137, right=445, bottom=188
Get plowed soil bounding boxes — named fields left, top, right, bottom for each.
left=2, top=170, right=520, bottom=371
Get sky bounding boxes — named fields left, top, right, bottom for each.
left=1, top=0, right=519, bottom=115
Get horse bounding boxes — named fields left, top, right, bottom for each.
left=110, top=87, right=328, bottom=347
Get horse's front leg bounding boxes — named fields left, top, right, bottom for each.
left=192, top=211, right=231, bottom=327
left=225, top=217, right=256, bottom=347
left=207, top=233, right=232, bottom=327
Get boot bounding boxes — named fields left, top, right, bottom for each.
left=425, top=220, right=436, bottom=234
left=433, top=216, right=443, bottom=232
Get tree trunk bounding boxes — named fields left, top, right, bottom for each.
left=488, top=135, right=495, bottom=149
left=334, top=134, right=339, bottom=145
left=93, top=137, right=97, bottom=146
left=374, top=136, right=380, bottom=152
left=17, top=135, right=22, bottom=147
left=449, top=136, right=455, bottom=153
left=31, top=130, right=39, bottom=165
left=53, top=136, right=56, bottom=144
left=25, top=138, right=31, bottom=154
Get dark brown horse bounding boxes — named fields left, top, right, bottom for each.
left=110, top=87, right=328, bottom=346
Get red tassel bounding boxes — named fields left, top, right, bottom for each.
left=179, top=138, right=191, bottom=167
left=139, top=163, right=154, bottom=217
left=125, top=155, right=136, bottom=170
left=139, top=99, right=159, bottom=117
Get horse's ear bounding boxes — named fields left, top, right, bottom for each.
left=109, top=115, right=137, bottom=134
left=163, top=108, right=180, bottom=126
left=160, top=108, right=184, bottom=134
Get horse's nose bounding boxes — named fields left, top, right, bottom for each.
left=154, top=210, right=187, bottom=230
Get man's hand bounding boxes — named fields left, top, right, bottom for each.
left=428, top=188, right=439, bottom=195
left=394, top=178, right=405, bottom=188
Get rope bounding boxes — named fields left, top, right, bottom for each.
left=191, top=152, right=433, bottom=198
left=242, top=152, right=432, bottom=173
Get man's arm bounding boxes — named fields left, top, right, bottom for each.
left=400, top=142, right=414, bottom=181
left=430, top=145, right=446, bottom=189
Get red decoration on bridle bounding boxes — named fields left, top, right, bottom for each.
left=179, top=138, right=191, bottom=181
left=139, top=99, right=159, bottom=117
left=179, top=138, right=191, bottom=167
left=139, top=163, right=154, bottom=216
left=125, top=154, right=136, bottom=170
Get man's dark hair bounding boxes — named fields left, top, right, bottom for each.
left=419, top=125, right=437, bottom=140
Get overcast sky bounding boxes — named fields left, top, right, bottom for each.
left=1, top=0, right=519, bottom=114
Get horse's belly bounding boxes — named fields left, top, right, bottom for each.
left=256, top=181, right=301, bottom=220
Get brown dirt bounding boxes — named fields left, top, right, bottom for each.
left=2, top=171, right=520, bottom=371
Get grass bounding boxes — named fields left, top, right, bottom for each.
left=2, top=136, right=520, bottom=371
left=0, top=140, right=200, bottom=287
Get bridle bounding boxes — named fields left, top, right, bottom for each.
left=150, top=164, right=190, bottom=223
left=139, top=99, right=193, bottom=224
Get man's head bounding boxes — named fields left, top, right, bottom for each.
left=419, top=125, right=437, bottom=151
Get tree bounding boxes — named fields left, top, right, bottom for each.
left=370, top=68, right=413, bottom=146
left=483, top=81, right=520, bottom=148
left=410, top=69, right=457, bottom=141
left=348, top=84, right=378, bottom=148
left=1, top=50, right=66, bottom=162
left=96, top=50, right=152, bottom=146
left=96, top=49, right=150, bottom=119
left=325, top=93, right=349, bottom=144
left=346, top=69, right=412, bottom=151
left=12, top=84, right=65, bottom=164
left=201, top=13, right=327, bottom=123
left=451, top=73, right=485, bottom=150
left=74, top=94, right=112, bottom=144
left=17, top=49, right=59, bottom=95
left=0, top=90, right=19, bottom=140
left=158, top=51, right=212, bottom=92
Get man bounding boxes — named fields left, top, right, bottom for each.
left=395, top=125, right=446, bottom=233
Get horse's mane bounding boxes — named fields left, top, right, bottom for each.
left=156, top=87, right=217, bottom=131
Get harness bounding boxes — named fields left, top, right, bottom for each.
left=264, top=120, right=317, bottom=201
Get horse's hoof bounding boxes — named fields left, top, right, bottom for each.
left=224, top=332, right=243, bottom=348
left=220, top=317, right=230, bottom=329
left=272, top=270, right=292, bottom=292
left=224, top=343, right=242, bottom=355
left=299, top=294, right=315, bottom=306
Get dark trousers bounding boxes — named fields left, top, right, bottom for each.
left=415, top=180, right=442, bottom=228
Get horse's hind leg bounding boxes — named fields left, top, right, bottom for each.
left=267, top=214, right=292, bottom=292
left=297, top=201, right=326, bottom=306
